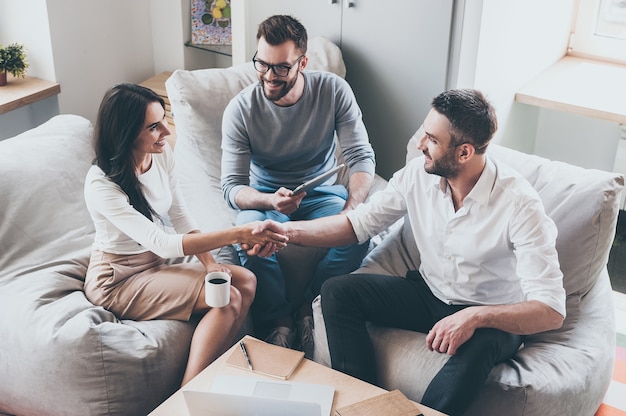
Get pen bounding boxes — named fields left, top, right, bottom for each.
left=239, top=340, right=253, bottom=371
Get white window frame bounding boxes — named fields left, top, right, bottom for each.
left=569, top=0, right=626, bottom=64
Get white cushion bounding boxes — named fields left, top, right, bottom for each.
left=487, top=144, right=623, bottom=296
left=0, top=114, right=95, bottom=277
left=0, top=115, right=195, bottom=416
left=165, top=61, right=256, bottom=239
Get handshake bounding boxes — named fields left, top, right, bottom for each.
left=238, top=219, right=290, bottom=257
left=235, top=214, right=349, bottom=257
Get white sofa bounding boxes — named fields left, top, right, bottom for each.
left=0, top=115, right=196, bottom=416
left=312, top=132, right=625, bottom=415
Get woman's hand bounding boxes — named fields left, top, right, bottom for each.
left=238, top=220, right=288, bottom=249
left=240, top=220, right=289, bottom=257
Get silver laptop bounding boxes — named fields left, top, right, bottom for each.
left=183, top=375, right=335, bottom=416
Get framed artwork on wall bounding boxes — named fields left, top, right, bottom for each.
left=191, top=0, right=232, bottom=45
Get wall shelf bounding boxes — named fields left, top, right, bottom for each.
left=0, top=75, right=60, bottom=115
left=184, top=41, right=232, bottom=57
left=515, top=56, right=626, bottom=124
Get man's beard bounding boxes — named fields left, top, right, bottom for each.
left=424, top=149, right=460, bottom=178
left=261, top=74, right=298, bottom=102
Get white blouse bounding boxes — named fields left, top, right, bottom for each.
left=84, top=144, right=197, bottom=258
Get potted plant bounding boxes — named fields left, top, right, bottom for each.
left=0, top=43, right=29, bottom=86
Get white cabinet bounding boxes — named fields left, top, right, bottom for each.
left=233, top=0, right=454, bottom=179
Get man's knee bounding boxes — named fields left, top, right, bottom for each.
left=461, top=328, right=523, bottom=363
left=320, top=275, right=358, bottom=316
left=320, top=274, right=351, bottom=299
left=236, top=209, right=268, bottom=225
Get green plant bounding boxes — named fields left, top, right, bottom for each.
left=0, top=43, right=29, bottom=77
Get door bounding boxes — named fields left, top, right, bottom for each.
left=341, top=0, right=454, bottom=179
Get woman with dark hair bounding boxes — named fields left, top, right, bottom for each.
left=83, top=83, right=287, bottom=385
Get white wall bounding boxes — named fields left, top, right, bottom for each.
left=468, top=0, right=576, bottom=154
left=468, top=0, right=623, bottom=176
left=534, top=109, right=620, bottom=171
left=0, top=0, right=230, bottom=140
left=0, top=0, right=55, bottom=80
left=46, top=0, right=156, bottom=123
left=0, top=0, right=58, bottom=139
left=150, top=0, right=186, bottom=75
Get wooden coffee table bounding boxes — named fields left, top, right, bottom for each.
left=149, top=336, right=446, bottom=416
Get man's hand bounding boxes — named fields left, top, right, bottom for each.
left=246, top=242, right=278, bottom=258
left=243, top=220, right=289, bottom=257
left=426, top=301, right=564, bottom=355
left=273, top=187, right=306, bottom=215
left=340, top=171, right=374, bottom=214
left=237, top=220, right=288, bottom=257
left=250, top=219, right=288, bottom=235
left=426, top=307, right=478, bottom=355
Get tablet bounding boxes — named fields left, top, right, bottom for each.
left=291, top=164, right=345, bottom=195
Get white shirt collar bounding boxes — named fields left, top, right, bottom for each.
left=430, top=156, right=497, bottom=208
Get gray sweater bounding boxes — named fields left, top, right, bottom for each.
left=221, top=70, right=375, bottom=210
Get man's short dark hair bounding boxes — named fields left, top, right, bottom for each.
left=431, top=89, right=498, bottom=154
left=257, top=15, right=308, bottom=54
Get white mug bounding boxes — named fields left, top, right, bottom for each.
left=204, top=271, right=231, bottom=308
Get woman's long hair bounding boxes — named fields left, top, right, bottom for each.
left=93, top=83, right=165, bottom=221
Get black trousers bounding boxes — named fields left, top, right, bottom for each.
left=320, top=271, right=523, bottom=416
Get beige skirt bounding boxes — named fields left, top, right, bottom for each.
left=84, top=250, right=205, bottom=321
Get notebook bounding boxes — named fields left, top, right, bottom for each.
left=225, top=336, right=305, bottom=380
left=335, top=389, right=423, bottom=416
left=183, top=374, right=335, bottom=416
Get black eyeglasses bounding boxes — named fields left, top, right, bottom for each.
left=252, top=52, right=305, bottom=77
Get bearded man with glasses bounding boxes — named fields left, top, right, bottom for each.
left=221, top=15, right=375, bottom=357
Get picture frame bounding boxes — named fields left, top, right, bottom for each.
left=191, top=0, right=232, bottom=45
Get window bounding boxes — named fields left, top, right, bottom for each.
left=569, top=0, right=626, bottom=64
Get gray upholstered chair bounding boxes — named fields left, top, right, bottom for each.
left=0, top=115, right=196, bottom=416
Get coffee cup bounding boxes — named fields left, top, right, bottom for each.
left=205, top=271, right=231, bottom=308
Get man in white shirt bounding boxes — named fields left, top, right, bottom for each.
left=252, top=89, right=566, bottom=415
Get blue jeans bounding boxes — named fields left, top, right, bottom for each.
left=320, top=270, right=523, bottom=416
left=236, top=185, right=369, bottom=331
